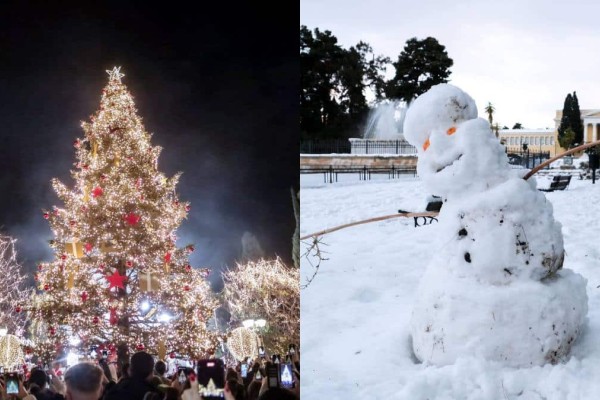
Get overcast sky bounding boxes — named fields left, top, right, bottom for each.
left=301, top=0, right=600, bottom=129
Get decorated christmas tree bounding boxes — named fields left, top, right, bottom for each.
left=28, top=67, right=220, bottom=361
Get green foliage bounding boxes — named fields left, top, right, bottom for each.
left=571, top=92, right=583, bottom=144
left=559, top=127, right=576, bottom=150
left=300, top=26, right=389, bottom=139
left=558, top=93, right=582, bottom=149
left=386, top=37, right=453, bottom=103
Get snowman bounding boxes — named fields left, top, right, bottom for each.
left=403, top=84, right=588, bottom=367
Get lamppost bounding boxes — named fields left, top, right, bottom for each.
left=243, top=318, right=266, bottom=354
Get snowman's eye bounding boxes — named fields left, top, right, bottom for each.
left=447, top=127, right=456, bottom=135
left=423, top=138, right=430, bottom=151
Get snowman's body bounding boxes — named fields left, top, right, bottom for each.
left=404, top=84, right=587, bottom=367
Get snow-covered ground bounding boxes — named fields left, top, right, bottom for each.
left=300, top=173, right=600, bottom=399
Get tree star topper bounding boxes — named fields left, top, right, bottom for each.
left=106, top=66, right=124, bottom=82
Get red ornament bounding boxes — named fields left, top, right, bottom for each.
left=74, top=139, right=81, bottom=148
left=106, top=270, right=127, bottom=290
left=37, top=264, right=43, bottom=271
left=92, top=316, right=99, bottom=325
left=124, top=212, right=141, bottom=226
left=109, top=308, right=118, bottom=325
left=81, top=291, right=88, bottom=302
left=164, top=253, right=171, bottom=263
left=101, top=174, right=108, bottom=181
left=98, top=263, right=105, bottom=271
left=25, top=348, right=31, bottom=355
left=44, top=284, right=50, bottom=291
left=49, top=327, right=56, bottom=336
left=83, top=164, right=89, bottom=170
left=70, top=220, right=77, bottom=227
left=136, top=344, right=145, bottom=351
left=14, top=306, right=21, bottom=313
left=84, top=243, right=93, bottom=253
left=43, top=213, right=50, bottom=219
left=92, top=187, right=103, bottom=198
left=185, top=265, right=192, bottom=272
left=184, top=284, right=191, bottom=292
left=187, top=245, right=194, bottom=253
left=61, top=254, right=67, bottom=260
left=174, top=201, right=179, bottom=206
left=185, top=205, right=191, bottom=212
left=169, top=352, right=176, bottom=359
left=126, top=261, right=133, bottom=268
left=108, top=344, right=116, bottom=352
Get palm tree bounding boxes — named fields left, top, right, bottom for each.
left=484, top=102, right=495, bottom=126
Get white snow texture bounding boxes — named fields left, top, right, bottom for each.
left=403, top=84, right=588, bottom=367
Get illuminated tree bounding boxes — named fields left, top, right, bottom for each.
left=0, top=234, right=32, bottom=337
left=28, top=67, right=220, bottom=360
left=221, top=257, right=299, bottom=354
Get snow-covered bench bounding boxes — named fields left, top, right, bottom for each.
left=398, top=195, right=443, bottom=227
left=538, top=175, right=572, bottom=192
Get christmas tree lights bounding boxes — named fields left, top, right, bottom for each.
left=0, top=234, right=32, bottom=337
left=221, top=257, right=299, bottom=354
left=28, top=67, right=220, bottom=360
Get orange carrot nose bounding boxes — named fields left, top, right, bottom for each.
left=423, top=138, right=430, bottom=151
left=447, top=126, right=456, bottom=135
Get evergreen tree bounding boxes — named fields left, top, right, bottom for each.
left=512, top=123, right=523, bottom=129
left=27, top=67, right=219, bottom=361
left=571, top=92, right=583, bottom=145
left=386, top=37, right=453, bottom=103
left=558, top=94, right=574, bottom=149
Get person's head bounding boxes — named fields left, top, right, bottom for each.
left=28, top=368, right=48, bottom=389
left=130, top=351, right=155, bottom=380
left=64, top=362, right=104, bottom=400
left=258, top=387, right=299, bottom=400
left=246, top=378, right=262, bottom=400
left=225, top=368, right=239, bottom=382
left=226, top=379, right=245, bottom=400
left=154, top=360, right=167, bottom=376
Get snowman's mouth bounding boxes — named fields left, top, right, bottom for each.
left=436, top=154, right=463, bottom=173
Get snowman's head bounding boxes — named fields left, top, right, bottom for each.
left=404, top=84, right=509, bottom=197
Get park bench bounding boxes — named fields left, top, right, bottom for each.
left=538, top=175, right=572, bottom=192
left=398, top=195, right=443, bottom=227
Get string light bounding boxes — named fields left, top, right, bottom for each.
left=0, top=235, right=31, bottom=338
left=222, top=257, right=299, bottom=354
left=0, top=334, right=25, bottom=369
left=27, top=67, right=220, bottom=360
left=226, top=327, right=259, bottom=362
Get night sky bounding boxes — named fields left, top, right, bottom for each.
left=0, top=2, right=298, bottom=292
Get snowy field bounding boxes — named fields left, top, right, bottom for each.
left=300, top=173, right=600, bottom=400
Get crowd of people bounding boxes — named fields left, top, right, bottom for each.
left=0, top=349, right=300, bottom=400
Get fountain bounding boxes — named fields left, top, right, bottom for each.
left=350, top=100, right=416, bottom=154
